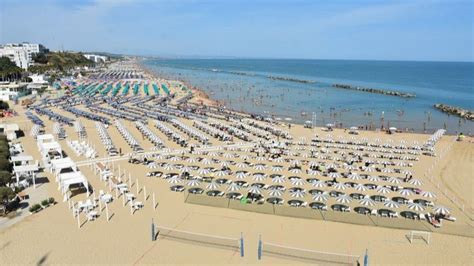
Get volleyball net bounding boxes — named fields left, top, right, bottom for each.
left=156, top=225, right=241, bottom=251
left=261, top=241, right=360, bottom=265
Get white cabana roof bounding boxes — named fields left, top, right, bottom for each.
left=36, top=134, right=55, bottom=143
left=13, top=164, right=39, bottom=173
left=39, top=142, right=62, bottom=154
left=10, top=154, right=34, bottom=163
left=51, top=157, right=75, bottom=171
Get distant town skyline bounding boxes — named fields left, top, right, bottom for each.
left=0, top=0, right=473, bottom=62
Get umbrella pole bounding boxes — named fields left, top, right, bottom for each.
left=153, top=193, right=156, bottom=210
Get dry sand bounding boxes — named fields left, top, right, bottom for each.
left=1, top=77, right=473, bottom=265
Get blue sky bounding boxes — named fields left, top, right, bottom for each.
left=0, top=0, right=472, bottom=61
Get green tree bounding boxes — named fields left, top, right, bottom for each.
left=0, top=171, right=12, bottom=186
left=0, top=187, right=15, bottom=203
left=0, top=57, right=23, bottom=81
left=0, top=100, right=9, bottom=110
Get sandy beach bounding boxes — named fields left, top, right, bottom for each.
left=1, top=61, right=473, bottom=265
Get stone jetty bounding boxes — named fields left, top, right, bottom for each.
left=332, top=83, right=416, bottom=98
left=267, top=75, right=315, bottom=84
left=434, top=104, right=474, bottom=120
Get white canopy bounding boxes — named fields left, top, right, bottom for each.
left=10, top=154, right=34, bottom=163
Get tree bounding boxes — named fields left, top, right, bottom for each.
left=0, top=187, right=15, bottom=203
left=0, top=100, right=9, bottom=110
left=0, top=171, right=12, bottom=186
left=0, top=57, right=23, bottom=81
left=0, top=158, right=12, bottom=172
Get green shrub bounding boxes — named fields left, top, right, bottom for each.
left=29, top=204, right=41, bottom=213
left=41, top=199, right=49, bottom=207
left=0, top=158, right=12, bottom=172
left=48, top=197, right=55, bottom=204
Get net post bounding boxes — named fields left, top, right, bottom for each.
left=258, top=234, right=262, bottom=260
left=151, top=218, right=155, bottom=241
left=240, top=232, right=244, bottom=257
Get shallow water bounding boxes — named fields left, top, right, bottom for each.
left=143, top=59, right=474, bottom=134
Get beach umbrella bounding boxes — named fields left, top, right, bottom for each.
left=433, top=205, right=450, bottom=215
left=388, top=177, right=401, bottom=184
left=163, top=164, right=174, bottom=171
left=408, top=202, right=425, bottom=212
left=290, top=178, right=305, bottom=186
left=268, top=189, right=283, bottom=197
left=235, top=172, right=248, bottom=179
left=220, top=161, right=230, bottom=167
left=272, top=176, right=285, bottom=183
left=363, top=166, right=375, bottom=172
left=254, top=164, right=266, bottom=171
left=311, top=180, right=326, bottom=188
left=333, top=182, right=348, bottom=190
left=309, top=161, right=318, bottom=167
left=384, top=200, right=400, bottom=209
left=308, top=170, right=321, bottom=176
left=348, top=173, right=361, bottom=180
left=198, top=168, right=210, bottom=175
left=215, top=170, right=227, bottom=177
left=240, top=155, right=250, bottom=160
left=272, top=165, right=283, bottom=172
left=377, top=186, right=392, bottom=194
left=422, top=191, right=436, bottom=198
left=168, top=176, right=182, bottom=184
left=290, top=190, right=306, bottom=198
left=253, top=174, right=266, bottom=182
left=273, top=157, right=284, bottom=163
left=312, top=193, right=329, bottom=202
left=223, top=153, right=234, bottom=158
left=355, top=184, right=368, bottom=192
left=409, top=179, right=423, bottom=186
left=186, top=157, right=197, bottom=163
left=206, top=181, right=220, bottom=190
left=399, top=189, right=414, bottom=196
left=336, top=194, right=352, bottom=204
left=328, top=172, right=341, bottom=179
left=169, top=156, right=179, bottom=162
left=201, top=158, right=212, bottom=165
left=148, top=162, right=158, bottom=169
left=187, top=179, right=201, bottom=187
left=290, top=168, right=302, bottom=174
left=256, top=156, right=266, bottom=161
left=382, top=168, right=393, bottom=173
left=236, top=163, right=248, bottom=169
left=359, top=197, right=376, bottom=207
left=181, top=166, right=192, bottom=173
left=208, top=152, right=219, bottom=157
left=248, top=186, right=262, bottom=194
left=368, top=175, right=381, bottom=182
left=226, top=183, right=241, bottom=192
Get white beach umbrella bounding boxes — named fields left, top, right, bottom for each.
left=253, top=174, right=266, bottom=182
left=148, top=162, right=158, bottom=169
left=408, top=202, right=425, bottom=212
left=186, top=157, right=197, bottom=163
left=336, top=194, right=352, bottom=204
left=433, top=205, right=450, bottom=215
left=198, top=168, right=210, bottom=175
left=201, top=158, right=212, bottom=165
left=382, top=168, right=393, bottom=173
left=368, top=175, right=381, bottom=182
left=290, top=190, right=306, bottom=198
left=384, top=200, right=400, bottom=209
left=359, top=197, right=376, bottom=207
left=223, top=153, right=234, bottom=158
left=389, top=177, right=401, bottom=184
left=273, top=157, right=284, bottom=163
left=409, top=179, right=423, bottom=186
left=348, top=173, right=361, bottom=180
left=377, top=186, right=392, bottom=194
left=355, top=184, right=368, bottom=192
left=168, top=176, right=182, bottom=184
left=181, top=166, right=192, bottom=173
left=308, top=170, right=321, bottom=176
left=268, top=189, right=283, bottom=197
left=254, top=164, right=267, bottom=171
left=328, top=172, right=341, bottom=179
left=187, top=179, right=201, bottom=187
left=256, top=156, right=266, bottom=161
left=290, top=178, right=305, bottom=186
left=240, top=155, right=250, bottom=160
left=272, top=165, right=283, bottom=172
left=311, top=180, right=326, bottom=188
left=248, top=186, right=262, bottom=194
left=272, top=176, right=285, bottom=183
left=333, top=182, right=348, bottom=190
left=226, top=183, right=241, bottom=192
left=312, top=193, right=329, bottom=202
left=290, top=168, right=302, bottom=174
left=163, top=164, right=174, bottom=171
left=235, top=162, right=248, bottom=169
left=422, top=191, right=436, bottom=198
left=206, top=181, right=220, bottom=190
left=208, top=151, right=219, bottom=157
left=235, top=172, right=248, bottom=179
left=399, top=189, right=414, bottom=196
left=169, top=156, right=180, bottom=162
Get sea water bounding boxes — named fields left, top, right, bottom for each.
left=143, top=59, right=473, bottom=134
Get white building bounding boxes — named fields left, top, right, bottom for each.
left=0, top=82, right=31, bottom=101
left=84, top=54, right=108, bottom=63
left=0, top=42, right=48, bottom=70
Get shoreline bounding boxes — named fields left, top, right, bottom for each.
left=137, top=60, right=471, bottom=136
